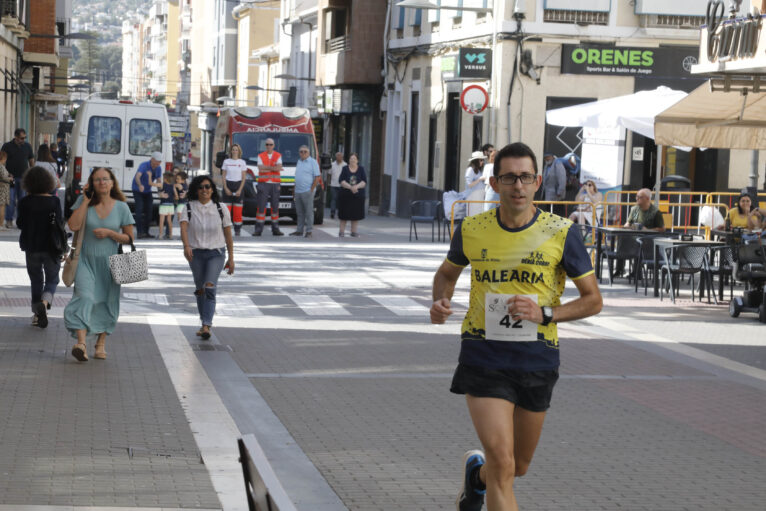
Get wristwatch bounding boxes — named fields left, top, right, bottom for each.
left=540, top=306, right=554, bottom=326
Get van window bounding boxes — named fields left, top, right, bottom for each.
left=129, top=119, right=163, bottom=156
left=87, top=117, right=121, bottom=154
left=232, top=133, right=314, bottom=166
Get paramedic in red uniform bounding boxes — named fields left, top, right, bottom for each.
left=254, top=138, right=285, bottom=236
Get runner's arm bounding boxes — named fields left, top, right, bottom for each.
left=430, top=260, right=464, bottom=324
left=551, top=273, right=602, bottom=323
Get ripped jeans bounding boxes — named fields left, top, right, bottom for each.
left=188, top=247, right=226, bottom=326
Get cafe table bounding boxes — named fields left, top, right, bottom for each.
left=652, top=237, right=724, bottom=299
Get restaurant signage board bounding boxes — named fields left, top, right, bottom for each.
left=691, top=4, right=766, bottom=74
left=561, top=44, right=697, bottom=78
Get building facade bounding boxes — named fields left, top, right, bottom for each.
left=383, top=0, right=755, bottom=217
left=315, top=0, right=386, bottom=208
left=1, top=0, right=30, bottom=142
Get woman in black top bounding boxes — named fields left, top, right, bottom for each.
left=337, top=153, right=367, bottom=237
left=17, top=166, right=63, bottom=328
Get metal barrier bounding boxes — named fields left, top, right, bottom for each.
left=447, top=199, right=729, bottom=242
left=706, top=191, right=766, bottom=209
left=238, top=434, right=297, bottom=511
left=604, top=190, right=713, bottom=229
left=448, top=200, right=598, bottom=244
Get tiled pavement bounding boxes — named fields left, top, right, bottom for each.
left=1, top=216, right=766, bottom=510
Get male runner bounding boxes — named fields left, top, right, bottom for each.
left=430, top=142, right=602, bottom=511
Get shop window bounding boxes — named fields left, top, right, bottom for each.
left=472, top=116, right=483, bottom=153
left=427, top=115, right=437, bottom=186
left=408, top=92, right=420, bottom=179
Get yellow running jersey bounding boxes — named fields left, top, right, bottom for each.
left=446, top=209, right=594, bottom=370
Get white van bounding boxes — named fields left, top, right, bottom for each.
left=64, top=99, right=173, bottom=215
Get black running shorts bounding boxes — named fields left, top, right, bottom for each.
left=450, top=363, right=559, bottom=412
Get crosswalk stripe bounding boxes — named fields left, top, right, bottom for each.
left=288, top=294, right=351, bottom=316
left=215, top=294, right=263, bottom=316
left=369, top=295, right=428, bottom=316
left=123, top=292, right=169, bottom=305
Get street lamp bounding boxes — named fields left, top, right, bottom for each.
left=275, top=73, right=315, bottom=81
left=245, top=85, right=290, bottom=92
left=395, top=0, right=492, bottom=13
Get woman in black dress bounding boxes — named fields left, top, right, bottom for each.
left=337, top=153, right=367, bottom=237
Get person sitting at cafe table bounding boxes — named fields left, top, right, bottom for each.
left=614, top=188, right=664, bottom=278
left=725, top=192, right=762, bottom=231
left=624, top=188, right=665, bottom=232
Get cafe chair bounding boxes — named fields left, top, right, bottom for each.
left=729, top=239, right=766, bottom=323
left=635, top=236, right=659, bottom=296
left=706, top=245, right=735, bottom=303
left=409, top=200, right=442, bottom=242
left=659, top=245, right=712, bottom=303
left=599, top=234, right=640, bottom=286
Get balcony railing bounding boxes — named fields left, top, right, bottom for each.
left=325, top=34, right=350, bottom=53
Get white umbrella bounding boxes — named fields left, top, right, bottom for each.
left=545, top=86, right=688, bottom=139
left=546, top=86, right=690, bottom=201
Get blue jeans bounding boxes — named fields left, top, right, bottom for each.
left=5, top=179, right=25, bottom=222
left=134, top=192, right=154, bottom=235
left=189, top=248, right=226, bottom=326
left=330, top=186, right=340, bottom=215
left=25, top=251, right=61, bottom=312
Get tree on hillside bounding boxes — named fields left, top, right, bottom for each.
left=73, top=31, right=101, bottom=79
left=99, top=45, right=122, bottom=85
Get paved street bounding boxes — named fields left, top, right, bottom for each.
left=1, top=214, right=765, bottom=510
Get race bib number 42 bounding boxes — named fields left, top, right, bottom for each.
left=485, top=293, right=538, bottom=342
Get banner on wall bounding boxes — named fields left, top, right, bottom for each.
left=580, top=126, right=626, bottom=190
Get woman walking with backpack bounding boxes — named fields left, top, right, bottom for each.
left=180, top=175, right=234, bottom=340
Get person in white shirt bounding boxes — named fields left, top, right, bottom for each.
left=35, top=143, right=60, bottom=192
left=481, top=149, right=498, bottom=212
left=220, top=143, right=247, bottom=236
left=180, top=175, right=234, bottom=340
left=465, top=151, right=485, bottom=217
left=329, top=152, right=345, bottom=219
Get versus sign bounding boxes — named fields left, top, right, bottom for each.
left=561, top=44, right=698, bottom=78
left=459, top=48, right=492, bottom=79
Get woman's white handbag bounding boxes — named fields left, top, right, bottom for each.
left=109, top=237, right=148, bottom=284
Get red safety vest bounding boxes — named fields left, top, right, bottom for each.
left=257, top=151, right=282, bottom=183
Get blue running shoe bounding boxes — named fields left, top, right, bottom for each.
left=456, top=449, right=485, bottom=511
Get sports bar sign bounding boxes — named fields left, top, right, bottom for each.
left=561, top=44, right=698, bottom=78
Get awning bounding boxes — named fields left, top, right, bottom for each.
left=32, top=92, right=70, bottom=103
left=654, top=82, right=766, bottom=150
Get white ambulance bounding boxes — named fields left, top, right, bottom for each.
left=64, top=99, right=173, bottom=215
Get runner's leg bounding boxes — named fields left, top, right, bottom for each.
left=466, top=395, right=547, bottom=511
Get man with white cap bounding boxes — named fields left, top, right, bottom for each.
left=133, top=151, right=163, bottom=239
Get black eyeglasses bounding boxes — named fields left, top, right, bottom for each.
left=199, top=184, right=213, bottom=190
left=496, top=173, right=537, bottom=185
left=265, top=143, right=274, bottom=146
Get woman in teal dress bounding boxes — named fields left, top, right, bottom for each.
left=64, top=167, right=135, bottom=362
